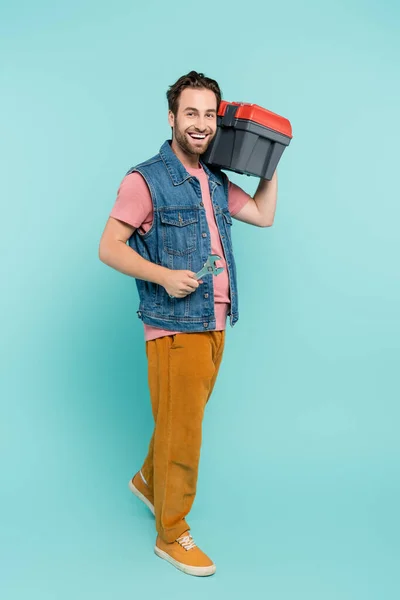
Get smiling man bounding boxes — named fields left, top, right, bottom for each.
left=171, top=94, right=216, bottom=155
left=98, top=71, right=278, bottom=576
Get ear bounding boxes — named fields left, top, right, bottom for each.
left=168, top=110, right=174, bottom=128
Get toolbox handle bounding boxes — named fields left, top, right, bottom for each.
left=221, top=103, right=240, bottom=127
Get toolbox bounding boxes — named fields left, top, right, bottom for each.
left=203, top=101, right=293, bottom=180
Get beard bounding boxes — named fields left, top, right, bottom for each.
left=173, top=119, right=216, bottom=156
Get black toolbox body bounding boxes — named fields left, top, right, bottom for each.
left=203, top=101, right=293, bottom=180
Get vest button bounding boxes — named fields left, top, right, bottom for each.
left=204, top=293, right=209, bottom=298
left=200, top=202, right=204, bottom=207
left=203, top=322, right=209, bottom=328
left=202, top=233, right=207, bottom=238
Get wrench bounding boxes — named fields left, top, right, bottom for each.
left=169, top=254, right=224, bottom=298
left=194, top=254, right=224, bottom=280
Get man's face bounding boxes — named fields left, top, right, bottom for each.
left=168, top=87, right=218, bottom=156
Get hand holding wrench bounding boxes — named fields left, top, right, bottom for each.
left=169, top=254, right=224, bottom=298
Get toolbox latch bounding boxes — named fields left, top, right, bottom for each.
left=221, top=104, right=239, bottom=127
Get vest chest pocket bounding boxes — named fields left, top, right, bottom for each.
left=160, top=208, right=199, bottom=256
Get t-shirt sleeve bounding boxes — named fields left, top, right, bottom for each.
left=109, top=172, right=153, bottom=229
left=227, top=179, right=253, bottom=217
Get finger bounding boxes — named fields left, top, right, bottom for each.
left=183, top=285, right=195, bottom=294
left=187, top=283, right=199, bottom=292
left=188, top=278, right=199, bottom=287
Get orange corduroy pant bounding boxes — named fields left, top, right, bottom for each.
left=140, top=330, right=225, bottom=543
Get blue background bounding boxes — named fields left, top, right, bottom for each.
left=1, top=0, right=399, bottom=598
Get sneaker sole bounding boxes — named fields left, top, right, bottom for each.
left=154, top=546, right=216, bottom=577
left=128, top=479, right=155, bottom=516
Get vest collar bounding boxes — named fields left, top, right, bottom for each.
left=159, top=139, right=222, bottom=187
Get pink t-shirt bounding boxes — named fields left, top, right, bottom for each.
left=110, top=163, right=251, bottom=341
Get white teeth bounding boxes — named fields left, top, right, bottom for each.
left=189, top=133, right=206, bottom=139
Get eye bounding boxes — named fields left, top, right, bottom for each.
left=187, top=112, right=194, bottom=116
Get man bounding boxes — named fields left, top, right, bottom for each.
left=99, top=71, right=278, bottom=576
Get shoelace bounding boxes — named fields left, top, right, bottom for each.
left=177, top=532, right=197, bottom=551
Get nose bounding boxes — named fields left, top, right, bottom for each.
left=195, top=115, right=207, bottom=131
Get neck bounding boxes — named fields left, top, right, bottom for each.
left=170, top=138, right=201, bottom=169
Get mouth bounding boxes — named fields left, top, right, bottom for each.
left=187, top=132, right=210, bottom=142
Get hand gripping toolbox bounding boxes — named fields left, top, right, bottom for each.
left=203, top=101, right=293, bottom=180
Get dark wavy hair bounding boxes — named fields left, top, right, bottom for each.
left=166, top=70, right=222, bottom=116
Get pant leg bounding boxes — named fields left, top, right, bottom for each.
left=141, top=330, right=225, bottom=489
left=205, top=330, right=225, bottom=404
left=141, top=330, right=225, bottom=543
left=141, top=330, right=225, bottom=488
left=140, top=340, right=160, bottom=492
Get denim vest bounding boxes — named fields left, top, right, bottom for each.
left=127, top=139, right=239, bottom=332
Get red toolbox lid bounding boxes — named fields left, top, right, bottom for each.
left=218, top=101, right=292, bottom=138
